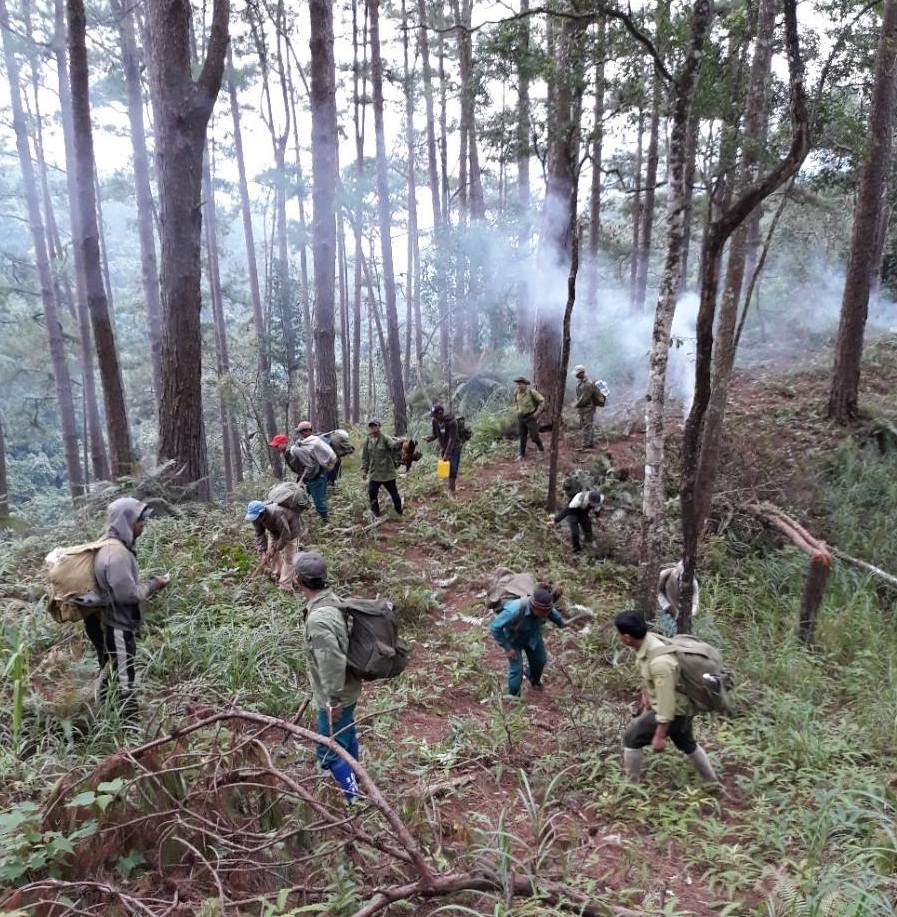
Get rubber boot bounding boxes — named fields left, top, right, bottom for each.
left=688, top=746, right=719, bottom=784
left=329, top=759, right=360, bottom=803
left=622, top=747, right=643, bottom=783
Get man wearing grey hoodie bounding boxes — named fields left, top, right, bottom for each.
left=95, top=497, right=170, bottom=718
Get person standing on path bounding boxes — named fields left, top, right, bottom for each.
left=360, top=419, right=404, bottom=517
left=424, top=403, right=462, bottom=498
left=294, top=421, right=338, bottom=522
left=513, top=377, right=545, bottom=460
left=94, top=497, right=171, bottom=720
left=572, top=364, right=600, bottom=450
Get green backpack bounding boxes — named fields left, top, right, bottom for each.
left=648, top=634, right=735, bottom=716
left=333, top=596, right=410, bottom=680
left=456, top=416, right=473, bottom=443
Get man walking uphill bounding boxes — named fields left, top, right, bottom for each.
left=613, top=611, right=719, bottom=786
left=294, top=421, right=337, bottom=522
left=95, top=497, right=171, bottom=719
left=294, top=551, right=361, bottom=804
left=361, top=419, right=404, bottom=517
left=513, top=377, right=545, bottom=460
left=490, top=585, right=566, bottom=697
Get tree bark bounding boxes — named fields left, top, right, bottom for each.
left=828, top=0, right=897, bottom=424
left=679, top=0, right=810, bottom=633
left=67, top=0, right=135, bottom=478
left=146, top=0, right=229, bottom=500
left=226, top=48, right=280, bottom=475
left=309, top=0, right=340, bottom=432
left=636, top=0, right=713, bottom=619
left=532, top=10, right=585, bottom=420
left=0, top=0, right=85, bottom=499
left=110, top=0, right=163, bottom=416
left=367, top=0, right=408, bottom=433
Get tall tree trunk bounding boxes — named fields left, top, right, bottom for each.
left=146, top=0, right=229, bottom=500
left=532, top=11, right=584, bottom=419
left=309, top=0, right=339, bottom=432
left=415, top=0, right=450, bottom=372
left=203, top=147, right=242, bottom=495
left=692, top=0, right=775, bottom=532
left=636, top=0, right=714, bottom=618
left=50, top=0, right=109, bottom=482
left=628, top=102, right=644, bottom=308
left=585, top=15, right=606, bottom=313
left=679, top=0, right=810, bottom=633
left=828, top=0, right=897, bottom=424
left=0, top=0, right=85, bottom=499
left=368, top=0, right=408, bottom=433
left=226, top=48, right=280, bottom=474
left=68, top=0, right=134, bottom=478
left=110, top=0, right=163, bottom=416
left=514, top=0, right=535, bottom=351
left=351, top=0, right=366, bottom=424
left=0, top=410, right=8, bottom=517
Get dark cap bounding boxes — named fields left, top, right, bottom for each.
left=532, top=586, right=554, bottom=608
left=431, top=403, right=444, bottom=415
left=614, top=611, right=648, bottom=639
left=367, top=419, right=381, bottom=427
left=588, top=490, right=604, bottom=508
left=513, top=377, right=530, bottom=385
left=293, top=551, right=328, bottom=583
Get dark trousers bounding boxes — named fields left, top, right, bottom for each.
left=104, top=626, right=138, bottom=719
left=83, top=612, right=107, bottom=670
left=518, top=415, right=544, bottom=456
left=623, top=711, right=698, bottom=754
left=566, top=509, right=594, bottom=553
left=368, top=478, right=402, bottom=515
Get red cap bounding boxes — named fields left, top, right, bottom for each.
left=269, top=434, right=289, bottom=448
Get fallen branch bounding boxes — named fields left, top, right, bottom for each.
left=831, top=547, right=897, bottom=591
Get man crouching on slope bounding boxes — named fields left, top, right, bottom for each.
left=613, top=611, right=719, bottom=787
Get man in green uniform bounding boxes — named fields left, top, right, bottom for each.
left=613, top=611, right=719, bottom=786
left=294, top=550, right=362, bottom=803
left=513, top=376, right=545, bottom=460
left=572, top=364, right=598, bottom=450
left=360, top=419, right=404, bottom=517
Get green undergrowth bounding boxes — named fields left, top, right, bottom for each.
left=2, top=355, right=897, bottom=913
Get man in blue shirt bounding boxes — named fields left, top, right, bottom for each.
left=490, top=585, right=566, bottom=696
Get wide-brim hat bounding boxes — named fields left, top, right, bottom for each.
left=513, top=377, right=530, bottom=385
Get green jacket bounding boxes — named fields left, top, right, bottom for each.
left=515, top=387, right=545, bottom=418
left=574, top=376, right=598, bottom=411
left=636, top=632, right=696, bottom=722
left=361, top=432, right=400, bottom=482
left=303, top=587, right=362, bottom=710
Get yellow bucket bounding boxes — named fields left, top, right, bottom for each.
left=437, top=459, right=451, bottom=479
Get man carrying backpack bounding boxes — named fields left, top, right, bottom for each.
left=548, top=488, right=603, bottom=555
left=361, top=419, right=404, bottom=517
left=613, top=611, right=719, bottom=786
left=246, top=499, right=303, bottom=590
left=424, top=403, right=461, bottom=498
left=95, top=497, right=171, bottom=719
left=490, top=585, right=566, bottom=697
left=513, top=377, right=545, bottom=460
left=294, top=421, right=338, bottom=522
left=572, top=364, right=599, bottom=450
left=293, top=551, right=361, bottom=804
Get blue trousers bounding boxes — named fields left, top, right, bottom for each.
left=506, top=638, right=547, bottom=695
left=315, top=703, right=359, bottom=769
left=306, top=475, right=329, bottom=520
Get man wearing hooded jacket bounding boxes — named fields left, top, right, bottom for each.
left=95, top=496, right=170, bottom=718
